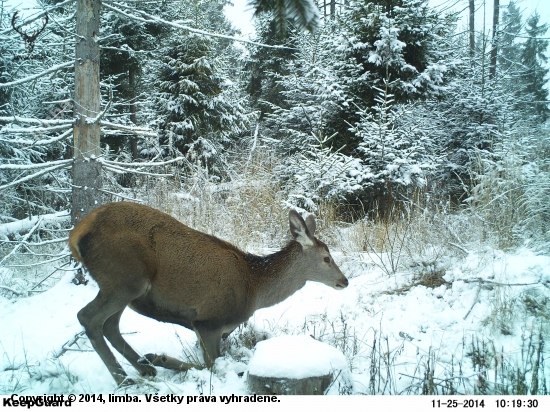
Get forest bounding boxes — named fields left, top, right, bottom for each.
left=1, top=0, right=549, bottom=395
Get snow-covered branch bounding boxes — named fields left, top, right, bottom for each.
left=33, top=128, right=73, bottom=146
left=0, top=211, right=70, bottom=239
left=0, top=117, right=73, bottom=126
left=103, top=2, right=294, bottom=50
left=0, top=124, right=72, bottom=135
left=0, top=0, right=76, bottom=36
left=0, top=285, right=22, bottom=296
left=1, top=237, right=68, bottom=247
left=0, top=217, right=43, bottom=265
left=96, top=188, right=142, bottom=202
left=0, top=159, right=73, bottom=171
left=0, top=161, right=73, bottom=191
left=0, top=61, right=74, bottom=89
left=0, top=129, right=73, bottom=146
left=100, top=120, right=157, bottom=137
left=100, top=156, right=184, bottom=177
left=102, top=157, right=185, bottom=168
left=103, top=164, right=173, bottom=177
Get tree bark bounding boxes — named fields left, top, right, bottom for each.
left=72, top=0, right=103, bottom=225
left=489, top=0, right=500, bottom=79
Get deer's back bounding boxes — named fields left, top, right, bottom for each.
left=69, top=202, right=252, bottom=316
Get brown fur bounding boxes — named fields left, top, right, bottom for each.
left=70, top=202, right=348, bottom=386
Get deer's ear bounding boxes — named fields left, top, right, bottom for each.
left=305, top=214, right=316, bottom=236
left=289, top=210, right=315, bottom=248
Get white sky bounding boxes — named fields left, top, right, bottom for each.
left=5, top=0, right=549, bottom=38
left=225, top=0, right=550, bottom=39
left=4, top=0, right=549, bottom=62
left=225, top=0, right=256, bottom=37
left=224, top=0, right=550, bottom=79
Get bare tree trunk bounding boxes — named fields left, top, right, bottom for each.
left=330, top=0, right=335, bottom=17
left=469, top=0, right=475, bottom=60
left=489, top=0, right=500, bottom=79
left=72, top=0, right=103, bottom=225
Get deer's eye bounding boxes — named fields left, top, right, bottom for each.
left=324, top=257, right=331, bottom=263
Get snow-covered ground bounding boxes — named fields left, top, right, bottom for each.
left=1, top=243, right=549, bottom=395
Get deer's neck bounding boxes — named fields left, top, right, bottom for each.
left=246, top=242, right=307, bottom=311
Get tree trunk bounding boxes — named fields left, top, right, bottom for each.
left=469, top=0, right=475, bottom=59
left=248, top=373, right=333, bottom=395
left=330, top=0, right=335, bottom=17
left=72, top=0, right=103, bottom=225
left=489, top=0, right=500, bottom=79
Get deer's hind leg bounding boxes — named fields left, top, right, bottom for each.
left=78, top=278, right=150, bottom=386
left=103, top=309, right=157, bottom=377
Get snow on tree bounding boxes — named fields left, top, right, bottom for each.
left=275, top=131, right=364, bottom=212
left=519, top=12, right=549, bottom=122
left=147, top=0, right=254, bottom=175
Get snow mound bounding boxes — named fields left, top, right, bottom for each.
left=247, top=335, right=347, bottom=379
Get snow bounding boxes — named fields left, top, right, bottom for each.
left=0, top=211, right=70, bottom=238
left=247, top=335, right=347, bottom=379
left=1, top=245, right=548, bottom=394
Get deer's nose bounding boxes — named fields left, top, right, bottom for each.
left=335, top=277, right=349, bottom=289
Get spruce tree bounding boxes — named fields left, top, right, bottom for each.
left=150, top=0, right=252, bottom=174
left=520, top=12, right=549, bottom=121
left=244, top=13, right=296, bottom=118
left=328, top=0, right=454, bottom=152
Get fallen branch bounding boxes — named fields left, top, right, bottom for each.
left=0, top=285, right=22, bottom=296
left=1, top=237, right=68, bottom=247
left=461, top=278, right=545, bottom=287
left=5, top=253, right=70, bottom=267
left=0, top=217, right=43, bottom=265
left=0, top=211, right=70, bottom=238
left=55, top=331, right=89, bottom=359
left=464, top=280, right=482, bottom=320
left=448, top=242, right=469, bottom=255
left=97, top=188, right=143, bottom=202
left=31, top=262, right=70, bottom=291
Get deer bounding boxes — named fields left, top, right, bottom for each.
left=69, top=202, right=349, bottom=386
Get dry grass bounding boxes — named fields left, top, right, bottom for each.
left=135, top=148, right=348, bottom=254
